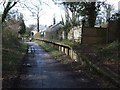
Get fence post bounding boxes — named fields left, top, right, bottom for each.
left=67, top=48, right=69, bottom=56
left=106, top=21, right=110, bottom=44
left=81, top=20, right=85, bottom=44
left=63, top=47, right=65, bottom=54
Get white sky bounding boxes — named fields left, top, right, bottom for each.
left=0, top=0, right=120, bottom=27
left=14, top=0, right=66, bottom=27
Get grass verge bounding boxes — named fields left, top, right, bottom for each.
left=35, top=40, right=75, bottom=65
left=2, top=43, right=27, bottom=88
left=35, top=40, right=62, bottom=58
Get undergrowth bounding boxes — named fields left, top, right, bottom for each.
left=35, top=40, right=62, bottom=57
left=98, top=40, right=120, bottom=61
left=2, top=30, right=27, bottom=88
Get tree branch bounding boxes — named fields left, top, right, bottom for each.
left=2, top=2, right=17, bottom=22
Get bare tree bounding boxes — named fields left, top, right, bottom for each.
left=17, top=0, right=50, bottom=32
left=102, top=1, right=114, bottom=22
left=2, top=1, right=18, bottom=23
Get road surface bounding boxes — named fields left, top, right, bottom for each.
left=13, top=42, right=101, bottom=88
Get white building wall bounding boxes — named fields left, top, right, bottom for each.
left=68, top=26, right=82, bottom=43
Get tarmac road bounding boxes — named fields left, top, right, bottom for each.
left=13, top=42, right=101, bottom=88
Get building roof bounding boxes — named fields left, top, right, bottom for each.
left=45, top=23, right=63, bottom=32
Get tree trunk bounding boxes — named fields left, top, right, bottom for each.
left=88, top=2, right=96, bottom=27
left=37, top=12, right=39, bottom=32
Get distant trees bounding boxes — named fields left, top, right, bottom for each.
left=18, top=19, right=26, bottom=35
left=103, top=2, right=114, bottom=22
left=26, top=24, right=36, bottom=37
left=62, top=2, right=80, bottom=26
left=110, top=11, right=120, bottom=20
left=17, top=13, right=26, bottom=35
left=96, top=1, right=114, bottom=23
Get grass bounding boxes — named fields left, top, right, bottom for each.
left=2, top=42, right=27, bottom=88
left=2, top=43, right=27, bottom=75
left=35, top=40, right=62, bottom=57
left=97, top=40, right=120, bottom=61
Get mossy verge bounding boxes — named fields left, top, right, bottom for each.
left=35, top=40, right=62, bottom=58
left=2, top=43, right=27, bottom=88
left=81, top=55, right=120, bottom=88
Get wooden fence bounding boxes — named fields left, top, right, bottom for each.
left=81, top=27, right=107, bottom=44
left=36, top=38, right=78, bottom=60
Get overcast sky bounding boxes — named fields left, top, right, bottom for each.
left=13, top=0, right=66, bottom=27
left=0, top=0, right=120, bottom=27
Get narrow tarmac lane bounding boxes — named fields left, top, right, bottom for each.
left=13, top=42, right=100, bottom=88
